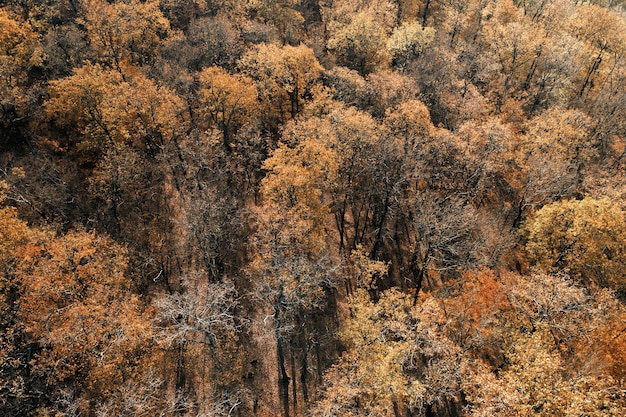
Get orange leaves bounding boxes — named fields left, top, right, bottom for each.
left=16, top=229, right=151, bottom=392
left=0, top=7, right=42, bottom=124
left=384, top=99, right=435, bottom=150
left=46, top=63, right=184, bottom=154
left=197, top=65, right=257, bottom=148
left=0, top=182, right=153, bottom=410
left=239, top=43, right=323, bottom=121
left=259, top=116, right=340, bottom=258
left=0, top=7, right=42, bottom=73
left=0, top=182, right=29, bottom=261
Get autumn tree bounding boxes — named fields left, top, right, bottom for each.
left=17, top=230, right=153, bottom=404
left=359, top=71, right=421, bottom=118
left=462, top=272, right=626, bottom=416
left=570, top=4, right=626, bottom=99
left=523, top=197, right=626, bottom=294
left=46, top=63, right=184, bottom=157
left=154, top=274, right=248, bottom=414
left=0, top=181, right=36, bottom=415
left=387, top=22, right=435, bottom=71
left=513, top=108, right=596, bottom=223
left=44, top=64, right=184, bottom=290
left=0, top=177, right=157, bottom=415
left=278, top=104, right=399, bottom=256
left=403, top=194, right=485, bottom=300
left=239, top=43, right=323, bottom=130
left=250, top=0, right=305, bottom=44
left=249, top=130, right=339, bottom=417
left=0, top=7, right=43, bottom=149
left=179, top=16, right=243, bottom=71
left=324, top=0, right=396, bottom=75
left=310, top=251, right=469, bottom=417
left=196, top=66, right=258, bottom=152
left=480, top=1, right=543, bottom=107
left=79, top=0, right=171, bottom=68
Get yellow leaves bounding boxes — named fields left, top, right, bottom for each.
left=80, top=0, right=170, bottom=66
left=321, top=0, right=398, bottom=75
left=387, top=23, right=436, bottom=69
left=250, top=0, right=305, bottom=42
left=327, top=10, right=391, bottom=75
left=485, top=325, right=623, bottom=416
left=523, top=197, right=626, bottom=292
left=313, top=283, right=467, bottom=416
left=457, top=271, right=626, bottom=416
left=348, top=246, right=388, bottom=291
left=335, top=288, right=418, bottom=411
left=482, top=5, right=543, bottom=79
left=571, top=4, right=626, bottom=53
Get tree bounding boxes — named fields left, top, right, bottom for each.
left=45, top=63, right=184, bottom=157
left=282, top=105, right=392, bottom=255
left=0, top=7, right=43, bottom=148
left=466, top=325, right=626, bottom=416
left=462, top=272, right=626, bottom=416
left=249, top=132, right=339, bottom=417
left=179, top=16, right=243, bottom=71
left=196, top=66, right=258, bottom=152
left=310, top=252, right=469, bottom=417
left=523, top=197, right=626, bottom=294
left=0, top=181, right=36, bottom=416
left=570, top=4, right=626, bottom=99
left=480, top=0, right=543, bottom=106
left=79, top=0, right=171, bottom=68
left=403, top=194, right=484, bottom=300
left=239, top=43, right=323, bottom=128
left=154, top=274, right=247, bottom=414
left=387, top=22, right=435, bottom=70
left=250, top=0, right=305, bottom=44
left=513, top=108, right=596, bottom=223
left=17, top=230, right=152, bottom=402
left=326, top=9, right=391, bottom=75
left=0, top=178, right=155, bottom=415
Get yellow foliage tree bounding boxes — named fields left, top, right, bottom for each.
left=326, top=10, right=391, bottom=75
left=524, top=197, right=626, bottom=293
left=79, top=0, right=170, bottom=68
left=311, top=251, right=469, bottom=417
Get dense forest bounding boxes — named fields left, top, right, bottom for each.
left=2, top=0, right=626, bottom=416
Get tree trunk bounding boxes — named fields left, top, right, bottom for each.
left=275, top=314, right=291, bottom=417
